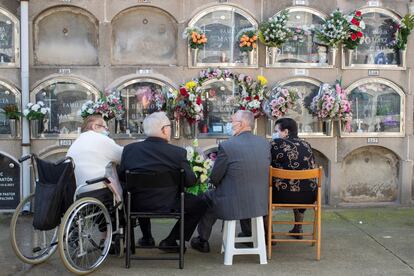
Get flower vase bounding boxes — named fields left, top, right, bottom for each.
left=329, top=47, right=337, bottom=66
left=346, top=49, right=354, bottom=66
left=107, top=119, right=115, bottom=135
left=248, top=50, right=255, bottom=66
left=192, top=48, right=199, bottom=66
left=171, top=118, right=180, bottom=139
left=269, top=47, right=280, bottom=65
left=183, top=119, right=196, bottom=139
left=9, top=119, right=18, bottom=138
left=30, top=119, right=41, bottom=138
left=398, top=49, right=406, bottom=68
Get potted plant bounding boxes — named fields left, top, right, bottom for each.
left=23, top=101, right=49, bottom=138
left=238, top=29, right=258, bottom=65
left=182, top=27, right=207, bottom=66
left=393, top=14, right=414, bottom=67
left=258, top=9, right=292, bottom=65
left=316, top=9, right=349, bottom=65
left=1, top=103, right=20, bottom=138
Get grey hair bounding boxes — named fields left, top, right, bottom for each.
left=143, top=111, right=170, bottom=137
left=235, top=110, right=255, bottom=130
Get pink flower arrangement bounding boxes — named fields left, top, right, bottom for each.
left=310, top=82, right=352, bottom=131
left=80, top=92, right=125, bottom=120
left=264, top=86, right=301, bottom=119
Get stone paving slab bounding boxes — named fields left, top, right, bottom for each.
left=0, top=207, right=413, bottom=276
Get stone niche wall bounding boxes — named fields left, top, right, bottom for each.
left=33, top=7, right=99, bottom=65
left=111, top=6, right=177, bottom=65
left=341, top=146, right=399, bottom=203
left=313, top=150, right=329, bottom=204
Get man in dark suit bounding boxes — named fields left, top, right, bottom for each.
left=191, top=110, right=270, bottom=252
left=119, top=112, right=207, bottom=252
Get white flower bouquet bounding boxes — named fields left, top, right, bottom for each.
left=23, top=101, right=50, bottom=120
left=258, top=9, right=292, bottom=47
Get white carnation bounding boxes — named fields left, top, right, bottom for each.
left=23, top=109, right=29, bottom=116
left=32, top=104, right=40, bottom=111
left=186, top=146, right=194, bottom=161
left=200, top=174, right=208, bottom=183
left=40, top=108, right=47, bottom=114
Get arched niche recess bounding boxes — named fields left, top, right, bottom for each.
left=344, top=7, right=403, bottom=69
left=342, top=78, right=404, bottom=137
left=39, top=147, right=68, bottom=162
left=266, top=78, right=331, bottom=138
left=112, top=6, right=178, bottom=65
left=0, top=80, right=20, bottom=137
left=188, top=5, right=258, bottom=67
left=312, top=149, right=329, bottom=205
left=267, top=7, right=328, bottom=68
left=114, top=77, right=177, bottom=136
left=341, top=146, right=399, bottom=203
left=0, top=152, right=20, bottom=210
left=0, top=7, right=19, bottom=67
left=33, top=6, right=99, bottom=65
left=31, top=77, right=100, bottom=138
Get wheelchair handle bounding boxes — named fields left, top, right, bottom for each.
left=86, top=176, right=109, bottom=185
left=54, top=156, right=73, bottom=166
left=18, top=155, right=31, bottom=163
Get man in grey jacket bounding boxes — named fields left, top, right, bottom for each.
left=191, top=110, right=271, bottom=252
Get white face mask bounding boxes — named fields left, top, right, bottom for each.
left=101, top=130, right=110, bottom=137
left=272, top=132, right=280, bottom=140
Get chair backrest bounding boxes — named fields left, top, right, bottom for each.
left=269, top=167, right=323, bottom=188
left=125, top=169, right=185, bottom=193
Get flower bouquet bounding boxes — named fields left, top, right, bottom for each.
left=1, top=104, right=20, bottom=119
left=238, top=30, right=257, bottom=52
left=182, top=27, right=207, bottom=49
left=185, top=140, right=214, bottom=196
left=23, top=101, right=49, bottom=120
left=310, top=82, right=352, bottom=131
left=263, top=86, right=301, bottom=119
left=235, top=74, right=267, bottom=118
left=175, top=81, right=204, bottom=124
left=394, top=14, right=414, bottom=50
left=316, top=9, right=349, bottom=48
left=343, top=10, right=365, bottom=50
left=258, top=9, right=292, bottom=48
left=81, top=93, right=125, bottom=121
left=291, top=26, right=312, bottom=44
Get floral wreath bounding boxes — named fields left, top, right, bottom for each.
left=174, top=68, right=268, bottom=121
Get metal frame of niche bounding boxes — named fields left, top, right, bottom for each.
left=30, top=76, right=100, bottom=139
left=0, top=151, right=21, bottom=212
left=341, top=77, right=405, bottom=137
left=32, top=5, right=99, bottom=66
left=266, top=6, right=331, bottom=69
left=0, top=7, right=20, bottom=68
left=114, top=77, right=179, bottom=139
left=341, top=7, right=404, bottom=70
left=187, top=4, right=259, bottom=68
left=266, top=77, right=333, bottom=138
left=196, top=77, right=240, bottom=139
left=0, top=80, right=21, bottom=139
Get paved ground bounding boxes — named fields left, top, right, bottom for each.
left=1, top=207, right=413, bottom=276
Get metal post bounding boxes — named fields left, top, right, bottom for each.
left=20, top=0, right=31, bottom=200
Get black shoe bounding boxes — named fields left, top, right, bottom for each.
left=159, top=239, right=185, bottom=253
left=289, top=228, right=303, bottom=240
left=190, top=236, right=210, bottom=253
left=137, top=237, right=155, bottom=247
left=237, top=232, right=253, bottom=248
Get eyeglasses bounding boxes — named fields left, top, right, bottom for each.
left=161, top=124, right=171, bottom=130
left=95, top=124, right=109, bottom=131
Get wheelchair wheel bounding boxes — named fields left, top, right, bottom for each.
left=59, top=197, right=112, bottom=275
left=10, top=193, right=58, bottom=264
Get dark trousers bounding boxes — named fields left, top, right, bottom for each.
left=138, top=193, right=207, bottom=241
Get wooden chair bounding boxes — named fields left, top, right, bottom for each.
left=267, top=167, right=322, bottom=260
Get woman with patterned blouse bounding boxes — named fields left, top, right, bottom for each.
left=271, top=118, right=316, bottom=238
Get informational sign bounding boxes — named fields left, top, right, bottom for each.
left=0, top=154, right=20, bottom=210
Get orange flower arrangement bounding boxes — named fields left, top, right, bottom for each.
left=239, top=30, right=257, bottom=52
left=183, top=27, right=208, bottom=49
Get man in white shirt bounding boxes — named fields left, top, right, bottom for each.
left=67, top=115, right=123, bottom=201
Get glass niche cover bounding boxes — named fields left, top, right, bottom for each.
left=0, top=11, right=17, bottom=65
left=191, top=8, right=257, bottom=66
left=267, top=81, right=328, bottom=136
left=347, top=82, right=402, bottom=134
left=198, top=80, right=237, bottom=137
left=270, top=9, right=327, bottom=66
left=34, top=82, right=96, bottom=136
left=118, top=81, right=172, bottom=135
left=347, top=10, right=401, bottom=68
left=0, top=85, right=19, bottom=135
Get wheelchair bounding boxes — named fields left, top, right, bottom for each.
left=10, top=154, right=125, bottom=275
